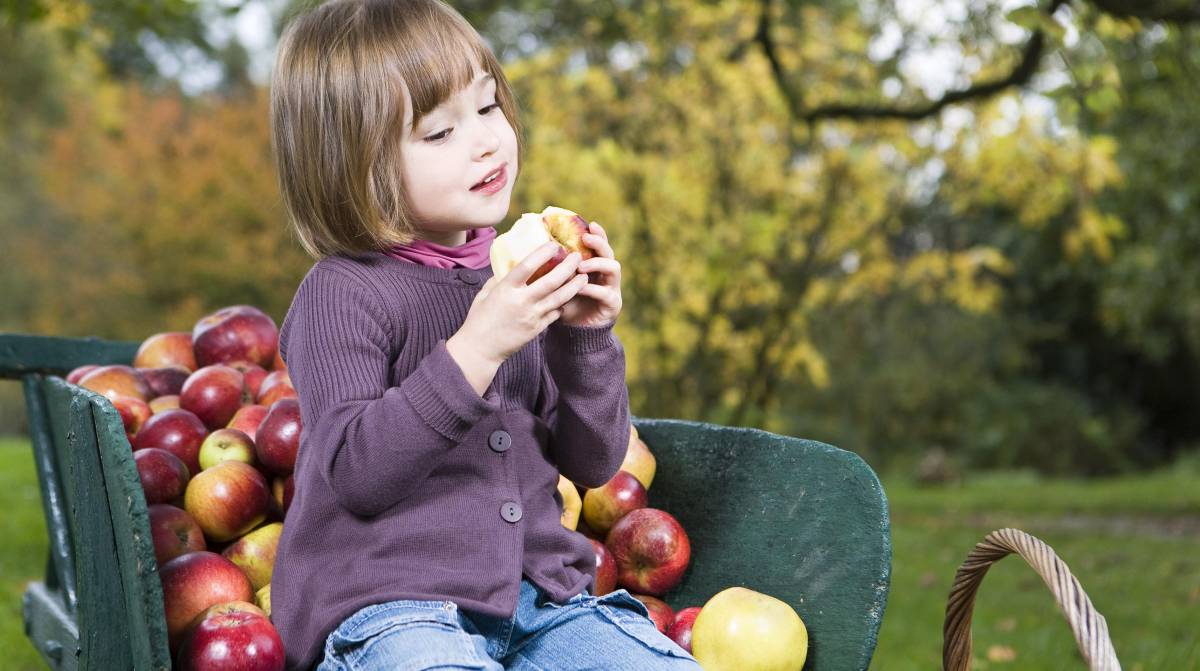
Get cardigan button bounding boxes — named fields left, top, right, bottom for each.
left=501, top=501, right=523, bottom=523
left=488, top=430, right=512, bottom=453
left=457, top=269, right=481, bottom=285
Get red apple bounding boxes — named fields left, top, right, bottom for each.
left=136, top=448, right=191, bottom=505
left=135, top=331, right=197, bottom=372
left=271, top=349, right=286, bottom=372
left=111, top=394, right=152, bottom=443
left=148, top=504, right=206, bottom=566
left=632, top=594, right=674, bottom=634
left=192, top=305, right=279, bottom=370
left=256, top=370, right=296, bottom=407
left=134, top=408, right=208, bottom=475
left=606, top=508, right=691, bottom=596
left=150, top=395, right=181, bottom=414
left=159, top=551, right=254, bottom=651
left=227, top=404, right=269, bottom=443
left=66, top=364, right=99, bottom=385
left=490, top=206, right=595, bottom=284
left=228, top=361, right=269, bottom=400
left=176, top=606, right=284, bottom=671
left=79, top=364, right=151, bottom=402
left=180, top=364, right=249, bottom=430
left=271, top=474, right=295, bottom=519
left=668, top=606, right=702, bottom=653
left=590, top=538, right=617, bottom=596
left=222, top=522, right=283, bottom=591
left=184, top=461, right=270, bottom=542
left=255, top=398, right=301, bottom=474
left=139, top=365, right=191, bottom=398
left=581, top=470, right=647, bottom=536
left=198, top=428, right=257, bottom=471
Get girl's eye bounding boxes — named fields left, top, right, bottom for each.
left=480, top=103, right=500, bottom=115
left=426, top=129, right=451, bottom=142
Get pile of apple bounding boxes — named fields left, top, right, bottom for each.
left=66, top=303, right=811, bottom=671
left=561, top=428, right=809, bottom=671
left=68, top=305, right=294, bottom=670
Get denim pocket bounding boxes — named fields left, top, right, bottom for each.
left=327, top=600, right=486, bottom=671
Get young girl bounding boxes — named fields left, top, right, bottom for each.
left=268, top=1, right=702, bottom=669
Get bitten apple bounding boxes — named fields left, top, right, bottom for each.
left=606, top=508, right=691, bottom=596
left=490, top=206, right=595, bottom=284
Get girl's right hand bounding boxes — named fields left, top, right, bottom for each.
left=457, top=241, right=590, bottom=365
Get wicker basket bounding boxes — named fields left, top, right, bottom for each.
left=943, top=528, right=1121, bottom=670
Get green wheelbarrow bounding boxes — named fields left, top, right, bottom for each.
left=0, top=332, right=892, bottom=670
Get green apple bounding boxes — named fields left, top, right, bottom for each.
left=198, top=428, right=256, bottom=471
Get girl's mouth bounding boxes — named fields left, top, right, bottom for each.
left=470, top=165, right=508, bottom=195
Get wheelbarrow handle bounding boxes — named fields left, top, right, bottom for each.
left=942, top=527, right=1121, bottom=671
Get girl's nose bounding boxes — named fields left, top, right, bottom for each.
left=472, top=117, right=502, bottom=158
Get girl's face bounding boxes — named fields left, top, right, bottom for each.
left=401, top=66, right=518, bottom=246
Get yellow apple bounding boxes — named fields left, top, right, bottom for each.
left=255, top=584, right=271, bottom=618
left=621, top=430, right=656, bottom=491
left=557, top=474, right=582, bottom=530
left=691, top=587, right=808, bottom=671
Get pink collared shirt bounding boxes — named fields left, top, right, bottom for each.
left=384, top=226, right=497, bottom=269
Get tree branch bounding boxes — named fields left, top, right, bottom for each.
left=756, top=0, right=1071, bottom=124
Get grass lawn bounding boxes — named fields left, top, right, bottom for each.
left=0, top=435, right=1197, bottom=670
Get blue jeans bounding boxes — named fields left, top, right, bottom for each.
left=316, top=578, right=702, bottom=670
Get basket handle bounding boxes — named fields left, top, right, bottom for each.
left=942, top=528, right=1121, bottom=671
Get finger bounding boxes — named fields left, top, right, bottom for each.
left=590, top=222, right=607, bottom=240
left=528, top=249, right=582, bottom=296
left=583, top=231, right=614, bottom=259
left=537, top=273, right=589, bottom=313
left=539, top=307, right=564, bottom=330
left=506, top=241, right=565, bottom=287
left=575, top=282, right=620, bottom=307
left=577, top=257, right=620, bottom=283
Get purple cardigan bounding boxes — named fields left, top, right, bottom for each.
left=269, top=251, right=630, bottom=670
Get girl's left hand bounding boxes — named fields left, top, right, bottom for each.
left=559, top=222, right=622, bottom=328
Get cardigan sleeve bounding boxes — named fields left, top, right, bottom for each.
left=281, top=267, right=500, bottom=517
left=535, top=321, right=631, bottom=489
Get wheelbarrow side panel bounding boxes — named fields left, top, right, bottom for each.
left=631, top=417, right=891, bottom=671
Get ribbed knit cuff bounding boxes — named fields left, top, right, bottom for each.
left=401, top=340, right=499, bottom=443
left=546, top=321, right=618, bottom=355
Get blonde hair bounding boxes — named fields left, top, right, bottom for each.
left=271, top=0, right=525, bottom=259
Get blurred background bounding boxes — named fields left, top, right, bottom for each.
left=1, top=0, right=1198, bottom=668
